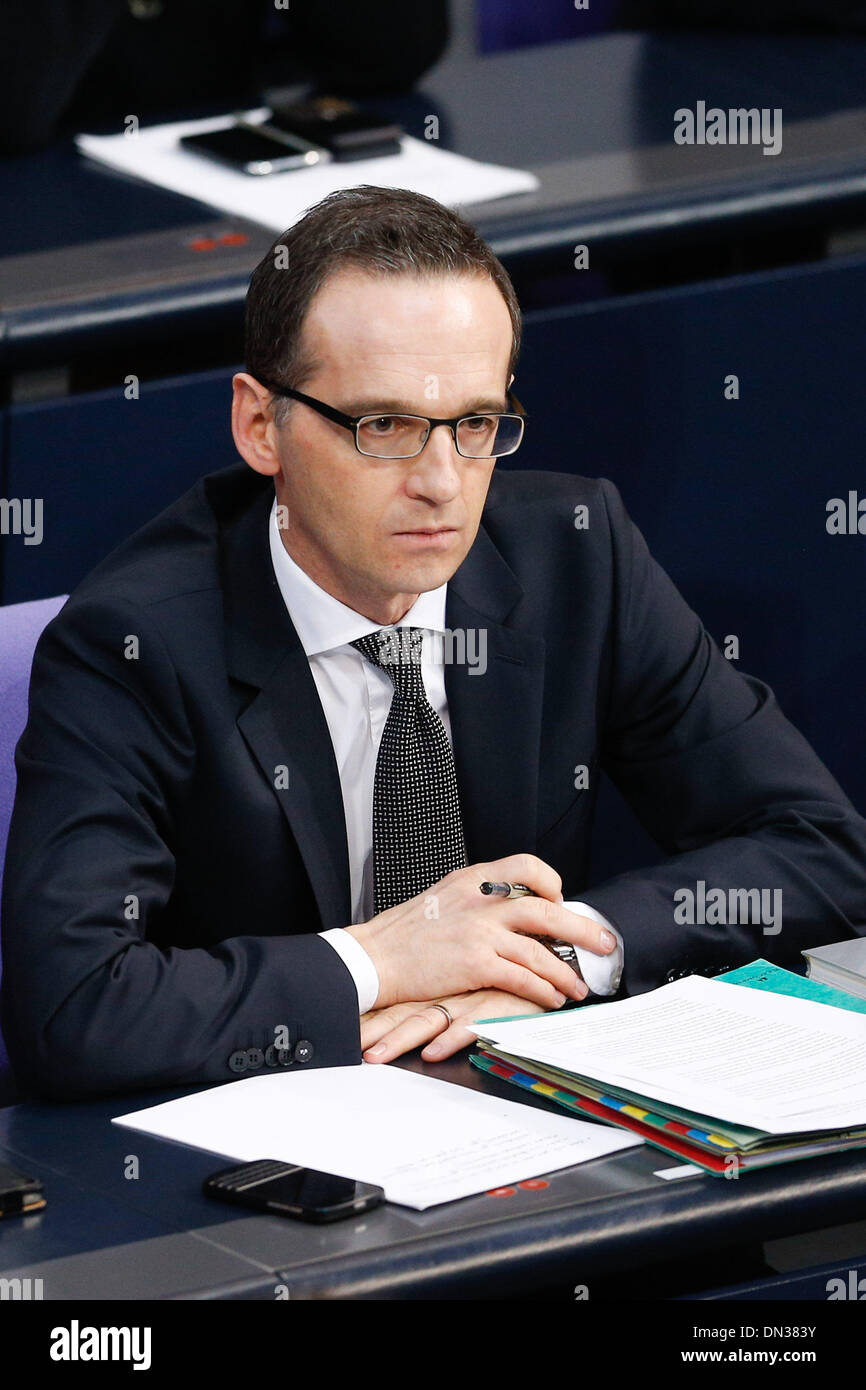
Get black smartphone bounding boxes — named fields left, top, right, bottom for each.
left=202, top=1158, right=384, bottom=1223
left=180, top=123, right=329, bottom=176
left=268, top=95, right=403, bottom=161
left=0, top=1160, right=46, bottom=1218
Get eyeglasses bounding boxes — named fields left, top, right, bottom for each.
left=256, top=378, right=527, bottom=459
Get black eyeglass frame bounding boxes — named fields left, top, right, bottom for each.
left=256, top=378, right=528, bottom=459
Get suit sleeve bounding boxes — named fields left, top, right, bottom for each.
left=579, top=479, right=866, bottom=994
left=286, top=0, right=449, bottom=95
left=0, top=2, right=124, bottom=153
left=0, top=595, right=361, bottom=1100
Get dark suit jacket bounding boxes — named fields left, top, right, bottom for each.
left=0, top=0, right=448, bottom=153
left=2, top=463, right=865, bottom=1100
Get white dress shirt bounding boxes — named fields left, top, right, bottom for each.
left=268, top=497, right=623, bottom=1011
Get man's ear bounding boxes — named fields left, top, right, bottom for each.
left=231, top=372, right=281, bottom=478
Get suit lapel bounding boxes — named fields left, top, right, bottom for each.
left=444, top=525, right=545, bottom=865
left=219, top=477, right=353, bottom=931
left=217, top=472, right=544, bottom=929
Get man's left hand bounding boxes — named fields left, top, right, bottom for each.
left=360, top=988, right=561, bottom=1064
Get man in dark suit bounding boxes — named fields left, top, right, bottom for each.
left=0, top=0, right=448, bottom=154
left=2, top=186, right=865, bottom=1101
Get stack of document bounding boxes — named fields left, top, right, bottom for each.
left=469, top=966, right=866, bottom=1176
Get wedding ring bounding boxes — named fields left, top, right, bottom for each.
left=430, top=1003, right=454, bottom=1028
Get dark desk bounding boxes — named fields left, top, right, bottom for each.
left=1, top=1052, right=866, bottom=1300
left=3, top=34, right=866, bottom=370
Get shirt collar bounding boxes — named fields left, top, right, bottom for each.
left=268, top=495, right=448, bottom=658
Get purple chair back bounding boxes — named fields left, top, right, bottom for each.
left=0, top=595, right=68, bottom=1103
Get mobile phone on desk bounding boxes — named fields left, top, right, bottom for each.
left=268, top=94, right=403, bottom=161
left=203, top=1158, right=384, bottom=1223
left=180, top=122, right=330, bottom=175
left=0, top=1161, right=45, bottom=1218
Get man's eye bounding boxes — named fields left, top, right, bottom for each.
left=362, top=416, right=403, bottom=434
left=463, top=416, right=498, bottom=435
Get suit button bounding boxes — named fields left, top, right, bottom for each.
left=277, top=1048, right=294, bottom=1067
left=246, top=1047, right=264, bottom=1069
left=295, top=1039, right=314, bottom=1064
left=264, top=1045, right=279, bottom=1068
left=229, top=1050, right=248, bottom=1073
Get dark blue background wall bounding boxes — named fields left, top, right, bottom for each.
left=477, top=0, right=619, bottom=52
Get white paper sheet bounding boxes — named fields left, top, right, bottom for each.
left=111, top=1062, right=641, bottom=1210
left=471, top=975, right=866, bottom=1136
left=75, top=111, right=539, bottom=233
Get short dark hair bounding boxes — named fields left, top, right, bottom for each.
left=244, top=186, right=522, bottom=423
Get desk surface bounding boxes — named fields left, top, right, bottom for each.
left=3, top=34, right=866, bottom=368
left=2, top=1051, right=866, bottom=1300
left=3, top=33, right=866, bottom=256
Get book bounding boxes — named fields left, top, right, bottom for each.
left=802, top=938, right=866, bottom=1002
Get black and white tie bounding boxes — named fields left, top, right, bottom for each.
left=351, top=626, right=467, bottom=914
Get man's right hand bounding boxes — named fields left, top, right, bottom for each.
left=345, top=854, right=617, bottom=1011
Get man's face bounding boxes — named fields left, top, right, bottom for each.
left=265, top=268, right=514, bottom=624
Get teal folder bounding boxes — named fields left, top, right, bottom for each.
left=716, top=957, right=866, bottom=1015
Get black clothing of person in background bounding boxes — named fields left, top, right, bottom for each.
left=617, top=1, right=866, bottom=32
left=0, top=0, right=449, bottom=154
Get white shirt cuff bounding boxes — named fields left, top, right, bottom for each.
left=560, top=901, right=624, bottom=996
left=318, top=928, right=380, bottom=1014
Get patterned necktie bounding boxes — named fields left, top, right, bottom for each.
left=350, top=626, right=468, bottom=914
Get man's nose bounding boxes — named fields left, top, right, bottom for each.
left=407, top=424, right=463, bottom=498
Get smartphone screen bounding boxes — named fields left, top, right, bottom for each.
left=262, top=1166, right=367, bottom=1211
left=181, top=126, right=324, bottom=174
left=204, top=1159, right=384, bottom=1221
